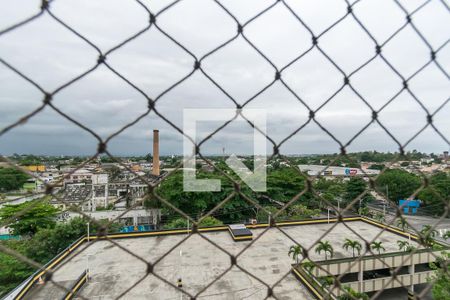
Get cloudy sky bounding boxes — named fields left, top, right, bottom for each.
left=0, top=0, right=449, bottom=156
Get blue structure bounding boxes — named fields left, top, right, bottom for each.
left=399, top=199, right=421, bottom=215
left=120, top=225, right=154, bottom=233
left=0, top=234, right=20, bottom=240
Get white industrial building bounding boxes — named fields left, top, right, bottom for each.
left=298, top=165, right=380, bottom=177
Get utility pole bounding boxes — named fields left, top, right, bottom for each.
left=87, top=222, right=90, bottom=242
left=327, top=208, right=330, bottom=224
left=384, top=185, right=388, bottom=218
left=386, top=185, right=389, bottom=202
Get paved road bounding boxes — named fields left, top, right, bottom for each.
left=369, top=203, right=450, bottom=242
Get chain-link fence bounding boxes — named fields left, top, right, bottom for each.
left=0, top=0, right=449, bottom=299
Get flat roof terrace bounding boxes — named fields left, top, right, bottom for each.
left=22, top=219, right=420, bottom=300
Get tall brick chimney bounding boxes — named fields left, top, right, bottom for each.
left=152, top=129, right=160, bottom=176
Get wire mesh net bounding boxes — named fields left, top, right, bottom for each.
left=0, top=0, right=449, bottom=299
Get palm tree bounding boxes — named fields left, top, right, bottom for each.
left=370, top=241, right=385, bottom=255
left=288, top=245, right=302, bottom=264
left=421, top=225, right=438, bottom=237
left=343, top=238, right=362, bottom=258
left=315, top=240, right=334, bottom=260
left=420, top=225, right=438, bottom=247
left=444, top=231, right=450, bottom=240
left=396, top=218, right=409, bottom=231
left=405, top=245, right=416, bottom=253
left=397, top=240, right=410, bottom=252
left=302, top=260, right=315, bottom=273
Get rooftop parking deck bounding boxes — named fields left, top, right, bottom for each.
left=22, top=219, right=420, bottom=300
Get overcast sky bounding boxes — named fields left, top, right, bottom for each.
left=0, top=0, right=449, bottom=156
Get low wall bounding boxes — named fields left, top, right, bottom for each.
left=313, top=249, right=443, bottom=277
left=331, top=270, right=435, bottom=295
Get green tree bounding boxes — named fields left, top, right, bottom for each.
left=396, top=218, right=409, bottom=231
left=314, top=178, right=345, bottom=207
left=421, top=225, right=438, bottom=238
left=156, top=171, right=254, bottom=223
left=0, top=200, right=60, bottom=236
left=288, top=244, right=303, bottom=264
left=397, top=240, right=410, bottom=252
left=0, top=240, right=34, bottom=297
left=318, top=276, right=334, bottom=288
left=418, top=172, right=450, bottom=216
left=256, top=206, right=287, bottom=223
left=358, top=206, right=369, bottom=216
left=198, top=216, right=223, bottom=227
left=370, top=241, right=385, bottom=255
left=368, top=164, right=384, bottom=170
left=265, top=167, right=312, bottom=204
left=0, top=217, right=119, bottom=297
left=344, top=177, right=373, bottom=209
left=0, top=168, right=29, bottom=192
left=428, top=251, right=450, bottom=300
left=420, top=225, right=438, bottom=247
left=302, top=260, right=316, bottom=273
left=443, top=231, right=450, bottom=240
left=287, top=204, right=320, bottom=220
left=343, top=238, right=362, bottom=257
left=25, top=217, right=121, bottom=264
left=18, top=155, right=41, bottom=166
left=315, top=240, right=333, bottom=260
left=375, top=169, right=421, bottom=203
left=163, top=218, right=188, bottom=229
left=373, top=212, right=385, bottom=222
left=163, top=216, right=223, bottom=229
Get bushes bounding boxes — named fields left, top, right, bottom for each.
left=0, top=240, right=34, bottom=297
left=256, top=204, right=320, bottom=222
left=0, top=217, right=120, bottom=297
left=163, top=216, right=223, bottom=229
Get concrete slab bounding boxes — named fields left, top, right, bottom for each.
left=24, top=220, right=420, bottom=300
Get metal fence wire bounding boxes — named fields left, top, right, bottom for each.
left=0, top=0, right=449, bottom=299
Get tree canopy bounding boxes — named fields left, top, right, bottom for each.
left=0, top=199, right=60, bottom=236
left=0, top=168, right=29, bottom=192
left=344, top=177, right=373, bottom=208
left=375, top=169, right=421, bottom=203
left=0, top=216, right=121, bottom=297
left=418, top=172, right=450, bottom=216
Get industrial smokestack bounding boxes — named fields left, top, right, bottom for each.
left=152, top=130, right=160, bottom=176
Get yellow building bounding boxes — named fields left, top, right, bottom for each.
left=131, top=165, right=141, bottom=172
left=24, top=165, right=46, bottom=172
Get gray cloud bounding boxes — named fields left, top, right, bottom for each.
left=0, top=0, right=448, bottom=156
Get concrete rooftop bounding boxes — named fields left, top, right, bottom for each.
left=24, top=220, right=419, bottom=300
